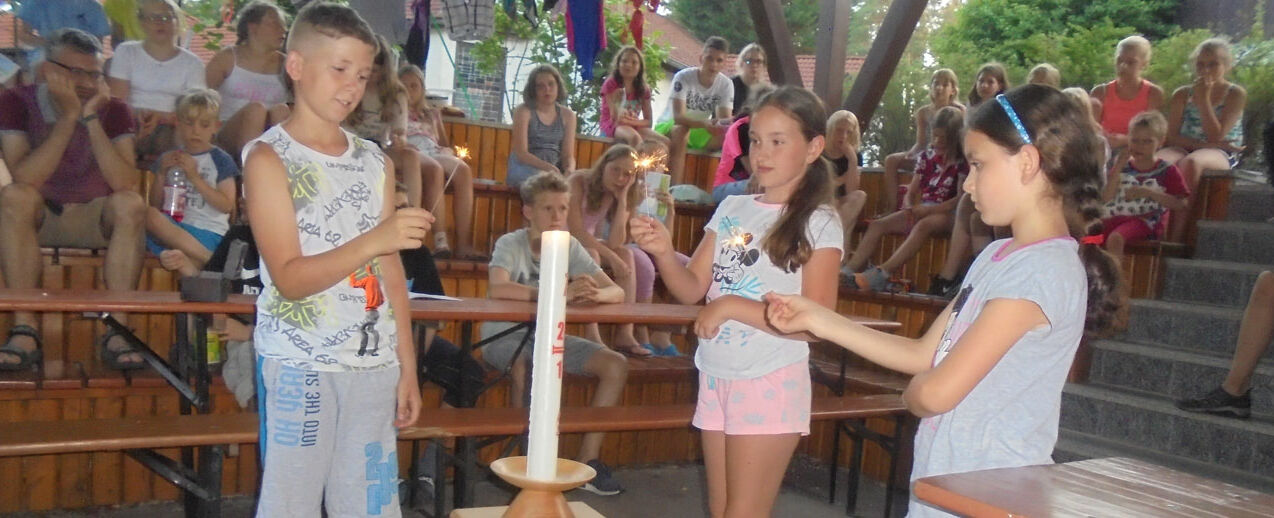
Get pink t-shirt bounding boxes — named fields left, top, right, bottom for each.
left=599, top=76, right=648, bottom=136
left=712, top=116, right=750, bottom=187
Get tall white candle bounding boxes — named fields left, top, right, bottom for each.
left=526, top=230, right=570, bottom=480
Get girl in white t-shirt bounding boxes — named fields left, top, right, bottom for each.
left=107, top=0, right=205, bottom=156
left=630, top=86, right=843, bottom=517
left=765, top=85, right=1125, bottom=517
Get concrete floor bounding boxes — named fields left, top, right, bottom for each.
left=1, top=456, right=909, bottom=518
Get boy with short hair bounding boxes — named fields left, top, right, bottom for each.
left=657, top=36, right=733, bottom=186
left=242, top=3, right=433, bottom=516
left=146, top=88, right=239, bottom=277
left=1100, top=110, right=1190, bottom=261
left=482, top=171, right=630, bottom=495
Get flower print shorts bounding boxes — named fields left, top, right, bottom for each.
left=693, top=359, right=811, bottom=435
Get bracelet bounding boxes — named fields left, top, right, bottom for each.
left=79, top=113, right=99, bottom=125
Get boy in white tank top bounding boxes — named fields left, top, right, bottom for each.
left=241, top=4, right=434, bottom=516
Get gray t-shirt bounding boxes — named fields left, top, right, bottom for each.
left=489, top=228, right=601, bottom=288
left=909, top=237, right=1086, bottom=518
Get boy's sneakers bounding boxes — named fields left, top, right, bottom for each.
left=927, top=274, right=961, bottom=299
left=1175, top=387, right=1251, bottom=419
left=579, top=459, right=624, bottom=495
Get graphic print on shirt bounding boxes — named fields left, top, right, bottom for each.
left=933, top=285, right=974, bottom=366
left=712, top=216, right=762, bottom=297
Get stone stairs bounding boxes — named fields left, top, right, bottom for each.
left=1054, top=179, right=1274, bottom=493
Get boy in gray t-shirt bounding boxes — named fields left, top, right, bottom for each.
left=481, top=171, right=630, bottom=495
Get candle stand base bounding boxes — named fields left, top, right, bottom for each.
left=490, top=457, right=595, bottom=518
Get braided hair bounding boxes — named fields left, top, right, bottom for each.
left=966, top=84, right=1125, bottom=334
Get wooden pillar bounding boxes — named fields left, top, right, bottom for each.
left=814, top=0, right=852, bottom=109
left=842, top=0, right=928, bottom=127
left=745, top=0, right=801, bottom=87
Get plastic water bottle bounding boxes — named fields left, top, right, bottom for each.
left=162, top=168, right=187, bottom=222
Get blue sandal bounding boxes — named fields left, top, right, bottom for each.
left=0, top=324, right=43, bottom=371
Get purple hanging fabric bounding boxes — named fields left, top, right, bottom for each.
left=405, top=0, right=432, bottom=68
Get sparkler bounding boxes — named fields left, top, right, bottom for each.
left=429, top=146, right=470, bottom=214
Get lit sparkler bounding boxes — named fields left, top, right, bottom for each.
left=430, top=145, right=470, bottom=214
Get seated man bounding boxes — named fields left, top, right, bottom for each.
left=481, top=171, right=630, bottom=495
left=0, top=29, right=147, bottom=371
left=655, top=36, right=733, bottom=186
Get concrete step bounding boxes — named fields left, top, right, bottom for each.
left=1161, top=259, right=1273, bottom=308
left=1087, top=339, right=1274, bottom=411
left=1195, top=221, right=1274, bottom=264
left=1226, top=183, right=1274, bottom=223
left=1053, top=429, right=1274, bottom=494
left=1124, top=299, right=1243, bottom=355
left=1059, top=383, right=1274, bottom=487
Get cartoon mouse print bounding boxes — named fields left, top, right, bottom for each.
left=713, top=231, right=760, bottom=285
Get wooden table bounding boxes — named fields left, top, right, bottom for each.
left=913, top=457, right=1274, bottom=517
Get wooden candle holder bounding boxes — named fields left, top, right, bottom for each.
left=490, top=457, right=596, bottom=518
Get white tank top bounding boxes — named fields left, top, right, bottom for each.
left=217, top=48, right=289, bottom=121
left=247, top=125, right=399, bottom=372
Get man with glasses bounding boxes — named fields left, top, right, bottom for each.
left=0, top=29, right=147, bottom=372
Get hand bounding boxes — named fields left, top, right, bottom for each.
left=763, top=291, right=832, bottom=336
left=567, top=275, right=601, bottom=305
left=136, top=110, right=159, bottom=138
left=628, top=214, right=673, bottom=257
left=694, top=297, right=732, bottom=339
left=655, top=189, right=674, bottom=206
left=394, top=370, right=422, bottom=428
left=370, top=207, right=434, bottom=255
left=1193, top=76, right=1216, bottom=104
left=46, top=67, right=82, bottom=120
left=602, top=249, right=630, bottom=280
left=1124, top=186, right=1154, bottom=200
left=81, top=77, right=111, bottom=117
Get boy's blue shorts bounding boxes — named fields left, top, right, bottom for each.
left=146, top=214, right=224, bottom=256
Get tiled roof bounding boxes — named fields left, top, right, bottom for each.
left=721, top=53, right=865, bottom=89
left=642, top=10, right=702, bottom=69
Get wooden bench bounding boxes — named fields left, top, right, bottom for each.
left=0, top=394, right=906, bottom=517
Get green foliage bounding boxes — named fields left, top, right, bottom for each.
left=666, top=0, right=820, bottom=53
left=470, top=4, right=668, bottom=135
left=932, top=0, right=1182, bottom=90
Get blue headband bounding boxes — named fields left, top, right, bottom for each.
left=995, top=94, right=1032, bottom=144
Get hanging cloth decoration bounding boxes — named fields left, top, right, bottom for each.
left=405, top=0, right=433, bottom=68
left=565, top=0, right=606, bottom=80
left=504, top=0, right=541, bottom=27
left=627, top=0, right=658, bottom=49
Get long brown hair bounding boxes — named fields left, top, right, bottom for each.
left=753, top=86, right=835, bottom=273
left=607, top=46, right=648, bottom=100
left=966, top=84, right=1124, bottom=334
left=346, top=35, right=405, bottom=131
left=585, top=144, right=641, bottom=213
left=969, top=62, right=1009, bottom=106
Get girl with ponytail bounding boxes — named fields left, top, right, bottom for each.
left=764, top=84, right=1123, bottom=517
left=629, top=86, right=843, bottom=517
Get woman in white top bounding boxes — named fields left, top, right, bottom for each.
left=205, top=1, right=290, bottom=158
left=107, top=0, right=205, bottom=156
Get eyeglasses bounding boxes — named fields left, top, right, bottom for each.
left=744, top=58, right=765, bottom=66
left=46, top=60, right=104, bottom=81
left=140, top=13, right=177, bottom=24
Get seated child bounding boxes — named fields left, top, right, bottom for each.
left=655, top=36, right=733, bottom=185
left=1100, top=110, right=1189, bottom=260
left=710, top=83, right=775, bottom=203
left=600, top=45, right=668, bottom=148
left=879, top=69, right=963, bottom=214
left=824, top=109, right=867, bottom=251
left=399, top=63, right=479, bottom=259
left=145, top=89, right=239, bottom=276
left=844, top=106, right=968, bottom=292
left=567, top=144, right=652, bottom=356
left=482, top=171, right=630, bottom=495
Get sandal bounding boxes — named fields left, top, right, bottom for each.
left=0, top=324, right=43, bottom=371
left=99, top=328, right=145, bottom=371
left=615, top=342, right=652, bottom=357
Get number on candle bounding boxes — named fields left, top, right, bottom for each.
left=557, top=321, right=565, bottom=341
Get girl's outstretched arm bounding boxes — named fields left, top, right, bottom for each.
left=630, top=214, right=713, bottom=304
left=695, top=248, right=840, bottom=342
left=903, top=298, right=1047, bottom=417
left=765, top=291, right=953, bottom=375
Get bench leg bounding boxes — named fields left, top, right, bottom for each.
left=193, top=445, right=224, bottom=518
left=829, top=422, right=840, bottom=504
left=126, top=445, right=223, bottom=517
left=845, top=421, right=864, bottom=516
left=453, top=436, right=477, bottom=509
left=883, top=416, right=906, bottom=518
